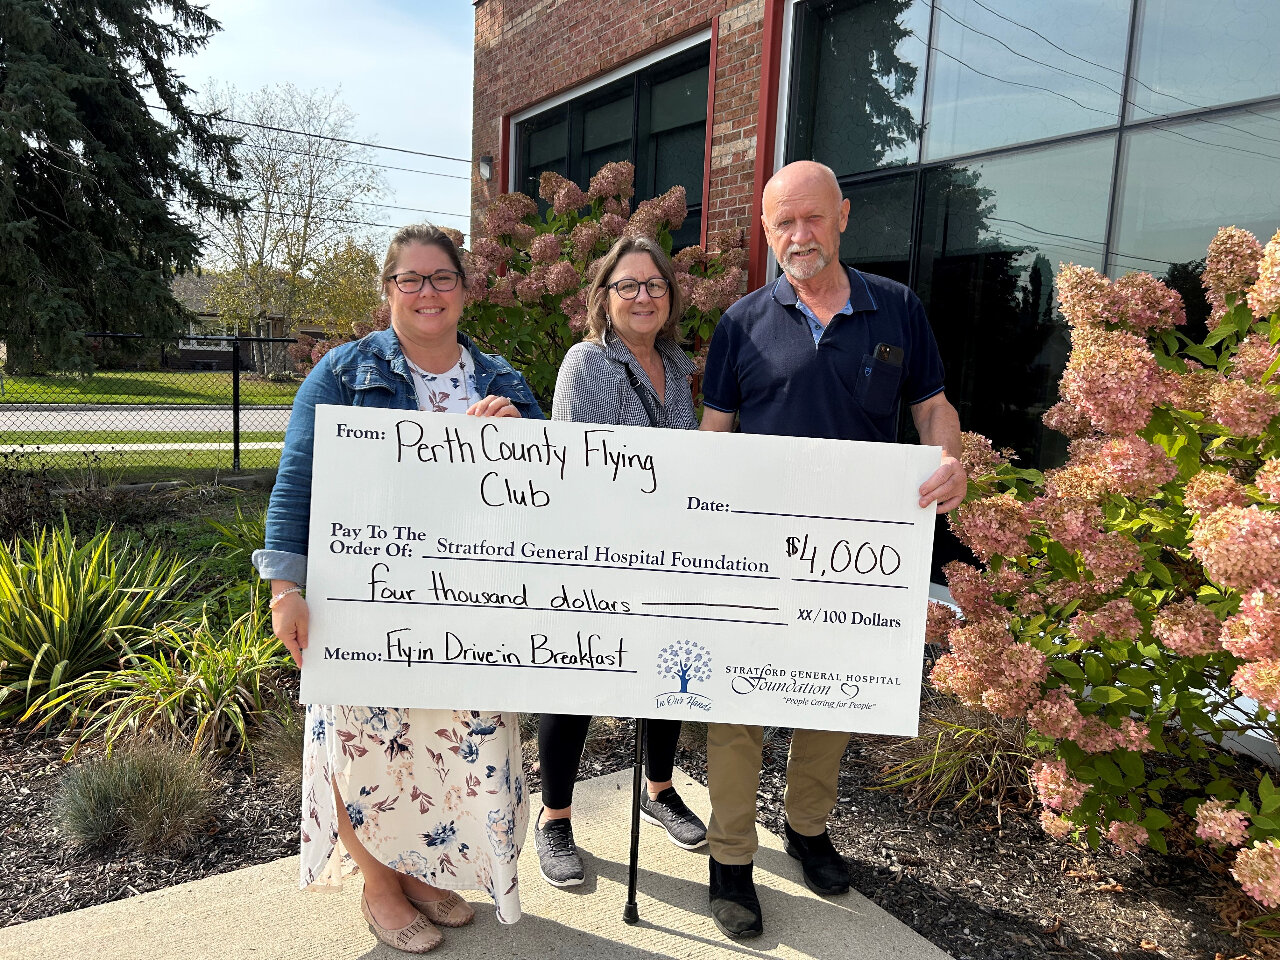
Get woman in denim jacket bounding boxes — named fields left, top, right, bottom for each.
left=253, top=224, right=542, bottom=953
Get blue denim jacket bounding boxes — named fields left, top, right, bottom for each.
left=252, top=328, right=544, bottom=585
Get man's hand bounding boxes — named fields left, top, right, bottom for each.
left=918, top=455, right=966, bottom=513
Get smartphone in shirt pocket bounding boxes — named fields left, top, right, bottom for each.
left=856, top=341, right=904, bottom=417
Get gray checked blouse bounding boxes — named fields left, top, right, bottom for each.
left=551, top=333, right=697, bottom=430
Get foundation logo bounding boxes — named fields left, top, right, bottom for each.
left=654, top=640, right=712, bottom=712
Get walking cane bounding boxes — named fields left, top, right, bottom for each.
left=622, top=716, right=646, bottom=924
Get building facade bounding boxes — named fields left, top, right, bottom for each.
left=472, top=0, right=1280, bottom=469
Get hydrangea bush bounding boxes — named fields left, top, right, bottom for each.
left=291, top=163, right=746, bottom=407
left=931, top=226, right=1280, bottom=906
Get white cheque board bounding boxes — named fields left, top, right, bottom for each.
left=302, top=404, right=940, bottom=735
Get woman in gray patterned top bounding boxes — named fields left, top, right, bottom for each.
left=533, top=236, right=708, bottom=888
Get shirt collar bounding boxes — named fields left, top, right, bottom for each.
left=771, top=264, right=879, bottom=314
left=602, top=333, right=695, bottom=377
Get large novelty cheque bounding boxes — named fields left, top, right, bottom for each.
left=303, top=404, right=940, bottom=735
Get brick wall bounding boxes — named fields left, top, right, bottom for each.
left=471, top=0, right=768, bottom=249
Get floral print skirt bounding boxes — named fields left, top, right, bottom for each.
left=299, top=704, right=529, bottom=923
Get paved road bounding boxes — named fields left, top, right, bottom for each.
left=0, top=406, right=291, bottom=433
left=0, top=442, right=284, bottom=453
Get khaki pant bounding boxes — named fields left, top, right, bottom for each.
left=706, top=723, right=851, bottom=864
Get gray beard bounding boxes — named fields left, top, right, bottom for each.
left=782, top=249, right=829, bottom=281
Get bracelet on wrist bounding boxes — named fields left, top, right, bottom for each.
left=269, top=585, right=305, bottom=609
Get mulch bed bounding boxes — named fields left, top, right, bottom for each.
left=2, top=716, right=1275, bottom=959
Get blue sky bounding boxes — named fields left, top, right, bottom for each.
left=173, top=0, right=477, bottom=239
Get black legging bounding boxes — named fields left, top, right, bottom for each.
left=538, top=714, right=682, bottom=811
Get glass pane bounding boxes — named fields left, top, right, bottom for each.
left=837, top=173, right=916, bottom=282
left=1130, top=0, right=1280, bottom=120
left=788, top=0, right=930, bottom=176
left=650, top=67, right=707, bottom=133
left=916, top=136, right=1115, bottom=470
left=1112, top=105, right=1280, bottom=276
left=923, top=0, right=1128, bottom=160
left=653, top=124, right=705, bottom=202
left=583, top=95, right=633, bottom=152
left=526, top=119, right=567, bottom=167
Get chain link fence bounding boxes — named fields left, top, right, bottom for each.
left=0, top=333, right=301, bottom=483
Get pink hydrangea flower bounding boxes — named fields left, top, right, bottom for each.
left=469, top=236, right=511, bottom=264
left=656, top=185, right=687, bottom=230
left=1229, top=334, right=1279, bottom=383
left=1221, top=593, right=1280, bottom=660
left=1203, top=226, right=1262, bottom=320
left=1026, top=688, right=1084, bottom=741
left=1104, top=821, right=1149, bottom=854
left=1043, top=399, right=1096, bottom=440
left=529, top=233, right=562, bottom=264
left=1195, top=799, right=1250, bottom=847
left=1071, top=598, right=1142, bottom=643
left=674, top=245, right=708, bottom=272
left=1059, top=325, right=1167, bottom=435
left=1233, top=840, right=1280, bottom=908
left=563, top=289, right=588, bottom=333
left=1057, top=263, right=1113, bottom=328
left=930, top=619, right=1047, bottom=718
left=1169, top=365, right=1220, bottom=417
left=543, top=260, right=579, bottom=297
left=959, top=432, right=1011, bottom=477
left=925, top=601, right=960, bottom=646
left=1184, top=470, right=1250, bottom=517
left=587, top=161, right=635, bottom=201
left=481, top=192, right=538, bottom=237
left=1031, top=760, right=1088, bottom=813
left=1045, top=437, right=1176, bottom=502
left=1208, top=378, right=1280, bottom=436
left=1031, top=496, right=1104, bottom=553
left=1040, top=810, right=1074, bottom=839
left=951, top=493, right=1033, bottom=561
left=1191, top=505, right=1280, bottom=593
left=1080, top=533, right=1143, bottom=592
left=942, top=561, right=1003, bottom=623
left=1232, top=658, right=1280, bottom=711
left=1110, top=271, right=1185, bottom=334
left=1255, top=460, right=1280, bottom=503
left=600, top=212, right=627, bottom=238
left=1247, top=229, right=1280, bottom=319
left=568, top=220, right=604, bottom=262
left=1152, top=598, right=1222, bottom=656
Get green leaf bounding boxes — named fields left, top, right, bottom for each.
left=1096, top=757, right=1124, bottom=787
left=1091, top=686, right=1125, bottom=704
left=1203, top=320, right=1235, bottom=347
left=1116, top=667, right=1153, bottom=687
left=1083, top=654, right=1111, bottom=686
left=1142, top=808, right=1171, bottom=830
left=1052, top=659, right=1086, bottom=680
left=1117, top=751, right=1144, bottom=783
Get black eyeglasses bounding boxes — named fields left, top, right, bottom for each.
left=608, top=278, right=669, bottom=300
left=388, top=270, right=462, bottom=294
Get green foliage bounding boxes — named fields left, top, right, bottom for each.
left=49, top=595, right=289, bottom=754
left=874, top=701, right=1040, bottom=810
left=204, top=502, right=266, bottom=578
left=0, top=524, right=195, bottom=721
left=0, top=0, right=242, bottom=372
left=53, top=738, right=214, bottom=852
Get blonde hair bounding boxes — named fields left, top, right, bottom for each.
left=584, top=235, right=685, bottom=344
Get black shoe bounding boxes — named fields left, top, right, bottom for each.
left=784, top=822, right=851, bottom=895
left=639, top=785, right=708, bottom=850
left=708, top=856, right=763, bottom=939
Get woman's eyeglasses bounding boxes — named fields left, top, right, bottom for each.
left=607, top=278, right=669, bottom=300
left=387, top=270, right=462, bottom=294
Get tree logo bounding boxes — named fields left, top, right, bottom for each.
left=656, top=641, right=712, bottom=694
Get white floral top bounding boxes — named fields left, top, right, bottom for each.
left=299, top=350, right=528, bottom=922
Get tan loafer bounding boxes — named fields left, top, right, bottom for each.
left=361, top=896, right=443, bottom=954
left=406, top=890, right=475, bottom=927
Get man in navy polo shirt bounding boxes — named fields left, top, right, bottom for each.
left=699, top=160, right=965, bottom=940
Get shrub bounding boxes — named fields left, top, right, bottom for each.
left=0, top=523, right=195, bottom=722
left=52, top=594, right=290, bottom=754
left=254, top=704, right=303, bottom=802
left=0, top=453, right=55, bottom=542
left=872, top=700, right=1039, bottom=811
left=204, top=502, right=266, bottom=577
left=936, top=226, right=1280, bottom=901
left=53, top=738, right=213, bottom=852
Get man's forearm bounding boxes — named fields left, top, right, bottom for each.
left=915, top=400, right=962, bottom=461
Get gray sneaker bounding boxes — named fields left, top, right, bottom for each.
left=640, top=786, right=708, bottom=850
left=534, top=812, right=584, bottom=887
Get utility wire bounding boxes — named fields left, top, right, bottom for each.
left=242, top=142, right=471, bottom=180
left=210, top=181, right=470, bottom=220
left=150, top=102, right=473, bottom=164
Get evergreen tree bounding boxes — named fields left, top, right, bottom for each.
left=0, top=0, right=242, bottom=372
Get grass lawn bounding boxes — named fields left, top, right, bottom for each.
left=0, top=430, right=285, bottom=445
left=3, top=447, right=283, bottom=485
left=0, top=370, right=299, bottom=405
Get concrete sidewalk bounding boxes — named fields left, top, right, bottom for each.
left=0, top=769, right=952, bottom=960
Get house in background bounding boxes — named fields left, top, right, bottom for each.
left=471, top=0, right=1280, bottom=473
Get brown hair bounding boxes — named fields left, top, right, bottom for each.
left=380, top=223, right=467, bottom=289
left=584, top=235, right=685, bottom=344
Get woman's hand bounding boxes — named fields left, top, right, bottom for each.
left=467, top=395, right=521, bottom=418
left=270, top=587, right=309, bottom=668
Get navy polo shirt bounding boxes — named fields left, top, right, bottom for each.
left=702, top=266, right=946, bottom=442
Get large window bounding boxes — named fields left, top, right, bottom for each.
left=515, top=44, right=709, bottom=249
left=784, top=0, right=1280, bottom=471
